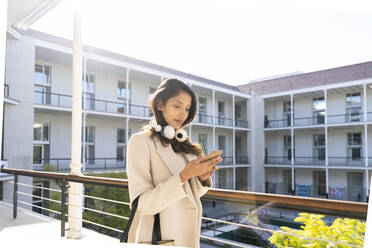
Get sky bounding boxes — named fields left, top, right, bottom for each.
left=30, top=0, right=372, bottom=86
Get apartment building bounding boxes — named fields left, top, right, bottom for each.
left=1, top=29, right=252, bottom=208
left=239, top=62, right=372, bottom=202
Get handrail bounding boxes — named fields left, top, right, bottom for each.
left=1, top=168, right=367, bottom=214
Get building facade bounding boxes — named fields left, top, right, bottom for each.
left=2, top=28, right=372, bottom=209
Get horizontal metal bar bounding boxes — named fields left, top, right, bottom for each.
left=17, top=191, right=62, bottom=204
left=67, top=214, right=123, bottom=233
left=68, top=192, right=130, bottom=206
left=200, top=234, right=251, bottom=248
left=18, top=200, right=61, bottom=215
left=10, top=181, right=62, bottom=193
left=67, top=202, right=129, bottom=220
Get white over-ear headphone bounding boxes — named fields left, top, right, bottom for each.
left=149, top=119, right=188, bottom=142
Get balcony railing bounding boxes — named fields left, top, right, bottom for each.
left=235, top=156, right=249, bottom=164
left=294, top=116, right=325, bottom=127
left=129, top=104, right=151, bottom=117
left=215, top=116, right=233, bottom=126
left=328, top=157, right=365, bottom=167
left=1, top=168, right=367, bottom=248
left=235, top=119, right=249, bottom=128
left=195, top=113, right=214, bottom=125
left=34, top=91, right=73, bottom=108
left=264, top=156, right=291, bottom=165
left=327, top=113, right=364, bottom=124
left=294, top=157, right=326, bottom=166
left=265, top=118, right=291, bottom=128
left=33, top=158, right=126, bottom=171
left=85, top=97, right=127, bottom=114
left=220, top=156, right=233, bottom=165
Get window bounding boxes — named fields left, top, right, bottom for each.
left=218, top=136, right=226, bottom=157
left=313, top=134, right=325, bottom=146
left=283, top=101, right=292, bottom=113
left=33, top=123, right=49, bottom=141
left=348, top=133, right=362, bottom=146
left=35, top=64, right=50, bottom=85
left=83, top=74, right=95, bottom=93
left=84, top=92, right=95, bottom=110
left=116, top=147, right=125, bottom=162
left=313, top=171, right=327, bottom=197
left=346, top=93, right=361, bottom=106
left=149, top=87, right=156, bottom=97
left=198, top=134, right=208, bottom=154
left=117, top=129, right=125, bottom=143
left=199, top=97, right=207, bottom=113
left=235, top=104, right=241, bottom=119
left=313, top=97, right=325, bottom=124
left=33, top=146, right=42, bottom=164
left=283, top=101, right=292, bottom=126
left=218, top=101, right=225, bottom=116
left=82, top=126, right=95, bottom=143
left=283, top=135, right=292, bottom=147
left=118, top=80, right=130, bottom=99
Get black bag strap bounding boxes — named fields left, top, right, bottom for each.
left=120, top=195, right=162, bottom=244
left=120, top=196, right=139, bottom=242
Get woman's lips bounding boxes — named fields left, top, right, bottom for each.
left=175, top=119, right=182, bottom=125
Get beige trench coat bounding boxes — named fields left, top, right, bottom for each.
left=126, top=130, right=212, bottom=248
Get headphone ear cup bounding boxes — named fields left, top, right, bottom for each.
left=175, top=128, right=187, bottom=142
left=163, top=125, right=175, bottom=139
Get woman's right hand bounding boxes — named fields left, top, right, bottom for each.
left=180, top=155, right=222, bottom=183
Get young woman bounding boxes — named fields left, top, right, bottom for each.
left=126, top=78, right=222, bottom=247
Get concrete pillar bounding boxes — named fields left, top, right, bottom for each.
left=0, top=0, right=7, bottom=161
left=126, top=68, right=130, bottom=115
left=67, top=0, right=83, bottom=239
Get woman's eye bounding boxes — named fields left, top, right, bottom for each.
left=174, top=105, right=180, bottom=109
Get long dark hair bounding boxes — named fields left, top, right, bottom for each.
left=144, top=78, right=202, bottom=155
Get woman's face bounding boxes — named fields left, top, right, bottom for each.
left=158, top=91, right=192, bottom=130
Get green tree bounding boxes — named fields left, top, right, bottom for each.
left=269, top=213, right=365, bottom=248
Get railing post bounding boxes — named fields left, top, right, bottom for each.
left=13, top=175, right=18, bottom=219
left=57, top=159, right=60, bottom=171
left=104, top=159, right=107, bottom=169
left=61, top=179, right=67, bottom=237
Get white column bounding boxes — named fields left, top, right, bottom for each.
left=82, top=57, right=87, bottom=172
left=364, top=83, right=367, bottom=122
left=232, top=95, right=235, bottom=127
left=212, top=90, right=215, bottom=125
left=126, top=118, right=129, bottom=145
left=324, top=89, right=328, bottom=124
left=188, top=124, right=192, bottom=137
left=67, top=0, right=83, bottom=239
left=290, top=94, right=294, bottom=192
left=0, top=0, right=7, bottom=162
left=126, top=68, right=130, bottom=115
left=290, top=94, right=294, bottom=127
left=212, top=127, right=216, bottom=187
left=82, top=113, right=86, bottom=171
left=232, top=129, right=236, bottom=189
left=325, top=127, right=329, bottom=197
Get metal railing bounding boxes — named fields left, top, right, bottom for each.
left=195, top=114, right=214, bottom=125
left=33, top=158, right=126, bottom=171
left=220, top=157, right=233, bottom=165
left=264, top=156, right=291, bottom=165
left=327, top=113, right=364, bottom=124
left=215, top=116, right=233, bottom=126
left=1, top=168, right=367, bottom=247
left=84, top=97, right=127, bottom=114
left=34, top=90, right=73, bottom=108
left=235, top=157, right=249, bottom=164
left=328, top=157, right=365, bottom=167
left=265, top=118, right=291, bottom=128
left=129, top=104, right=151, bottom=117
left=294, top=116, right=325, bottom=127
left=294, top=157, right=326, bottom=166
left=235, top=119, right=249, bottom=128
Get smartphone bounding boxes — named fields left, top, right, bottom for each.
left=200, top=150, right=223, bottom=162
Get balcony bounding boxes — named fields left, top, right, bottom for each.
left=294, top=115, right=325, bottom=127
left=293, top=157, right=326, bottom=166
left=235, top=156, right=249, bottom=164
left=368, top=112, right=372, bottom=122
left=328, top=157, right=365, bottom=167
left=34, top=91, right=151, bottom=118
left=0, top=168, right=367, bottom=248
left=327, top=113, right=365, bottom=124
left=235, top=119, right=249, bottom=128
left=264, top=118, right=291, bottom=129
left=194, top=113, right=214, bottom=125
left=219, top=156, right=233, bottom=165
left=215, top=116, right=233, bottom=127
left=33, top=158, right=126, bottom=172
left=264, top=156, right=291, bottom=165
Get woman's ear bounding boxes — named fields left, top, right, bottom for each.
left=157, top=101, right=164, bottom=111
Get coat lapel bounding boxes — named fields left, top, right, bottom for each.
left=154, top=138, right=183, bottom=176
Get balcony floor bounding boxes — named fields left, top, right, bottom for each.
left=0, top=201, right=167, bottom=248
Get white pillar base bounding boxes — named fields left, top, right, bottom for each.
left=67, top=182, right=83, bottom=239
left=70, top=163, right=83, bottom=176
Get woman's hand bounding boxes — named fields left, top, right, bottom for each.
left=180, top=155, right=223, bottom=183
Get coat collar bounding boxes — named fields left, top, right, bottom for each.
left=153, top=137, right=197, bottom=175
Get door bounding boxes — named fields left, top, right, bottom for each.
left=348, top=172, right=363, bottom=201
